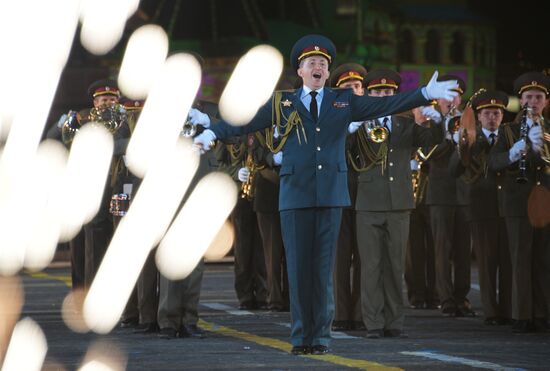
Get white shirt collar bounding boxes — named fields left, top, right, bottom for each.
left=481, top=127, right=498, bottom=140
left=301, top=85, right=324, bottom=99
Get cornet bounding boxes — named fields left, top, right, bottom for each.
left=365, top=120, right=389, bottom=143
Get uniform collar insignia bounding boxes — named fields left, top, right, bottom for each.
left=282, top=99, right=292, bottom=107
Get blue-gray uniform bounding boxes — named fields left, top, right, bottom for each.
left=212, top=89, right=430, bottom=343
left=201, top=34, right=449, bottom=351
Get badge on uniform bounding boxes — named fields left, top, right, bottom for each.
left=333, top=101, right=349, bottom=108
left=281, top=99, right=292, bottom=107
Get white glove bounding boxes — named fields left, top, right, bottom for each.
left=421, top=106, right=442, bottom=124
left=528, top=125, right=543, bottom=152
left=348, top=121, right=363, bottom=134
left=424, top=71, right=459, bottom=101
left=509, top=139, right=527, bottom=163
left=410, top=159, right=419, bottom=171
left=237, top=167, right=250, bottom=182
left=188, top=108, right=211, bottom=128
left=273, top=151, right=283, bottom=166
left=193, top=129, right=217, bottom=153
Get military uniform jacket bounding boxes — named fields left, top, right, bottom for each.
left=352, top=115, right=443, bottom=211
left=210, top=87, right=429, bottom=211
left=488, top=116, right=550, bottom=217
left=252, top=138, right=280, bottom=214
left=449, top=128, right=503, bottom=220
left=424, top=133, right=470, bottom=207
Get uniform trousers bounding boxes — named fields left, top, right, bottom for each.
left=280, top=207, right=342, bottom=347
left=356, top=210, right=410, bottom=331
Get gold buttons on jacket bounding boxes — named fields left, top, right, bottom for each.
left=317, top=146, right=321, bottom=151
left=389, top=176, right=394, bottom=181
left=318, top=165, right=322, bottom=170
left=389, top=162, right=393, bottom=167
left=316, top=127, right=320, bottom=132
left=498, top=185, right=502, bottom=190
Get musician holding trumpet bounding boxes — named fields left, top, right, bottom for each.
left=347, top=68, right=445, bottom=338
left=488, top=71, right=550, bottom=333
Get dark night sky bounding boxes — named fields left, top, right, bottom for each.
left=472, top=0, right=547, bottom=70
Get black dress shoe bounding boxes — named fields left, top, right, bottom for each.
left=425, top=302, right=440, bottom=310
left=238, top=301, right=256, bottom=310
left=120, top=317, right=139, bottom=328
left=484, top=317, right=500, bottom=326
left=158, top=327, right=178, bottom=339
left=533, top=318, right=550, bottom=333
left=512, top=320, right=532, bottom=333
left=456, top=304, right=476, bottom=317
left=331, top=320, right=351, bottom=331
left=311, top=345, right=329, bottom=355
left=410, top=301, right=425, bottom=309
left=351, top=321, right=366, bottom=331
left=290, top=345, right=310, bottom=355
left=441, top=301, right=457, bottom=317
left=134, top=323, right=159, bottom=333
left=179, top=324, right=206, bottom=338
left=255, top=302, right=269, bottom=310
left=384, top=329, right=408, bottom=338
left=366, top=329, right=384, bottom=339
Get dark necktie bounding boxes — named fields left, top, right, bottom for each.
left=381, top=117, right=390, bottom=131
left=489, top=133, right=496, bottom=146
left=310, top=91, right=318, bottom=122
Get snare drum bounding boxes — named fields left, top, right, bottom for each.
left=109, top=193, right=131, bottom=216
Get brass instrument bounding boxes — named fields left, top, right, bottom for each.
left=62, top=103, right=127, bottom=145
left=411, top=150, right=428, bottom=204
left=366, top=119, right=389, bottom=143
left=241, top=153, right=257, bottom=201
left=527, top=108, right=550, bottom=166
left=180, top=116, right=197, bottom=138
left=61, top=110, right=81, bottom=144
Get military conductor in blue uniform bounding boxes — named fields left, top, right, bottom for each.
left=193, top=34, right=458, bottom=355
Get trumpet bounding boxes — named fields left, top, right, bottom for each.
left=61, top=103, right=127, bottom=145
left=365, top=120, right=389, bottom=143
left=180, top=116, right=197, bottom=137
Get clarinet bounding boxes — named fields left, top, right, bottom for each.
left=516, top=104, right=530, bottom=183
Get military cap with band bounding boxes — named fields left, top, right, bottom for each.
left=329, top=63, right=367, bottom=88
left=290, top=34, right=336, bottom=71
left=120, top=97, right=145, bottom=111
left=87, top=79, right=120, bottom=99
left=471, top=90, right=508, bottom=111
left=513, top=71, right=550, bottom=96
left=438, top=74, right=466, bottom=95
left=364, top=68, right=402, bottom=90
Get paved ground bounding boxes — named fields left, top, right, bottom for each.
left=13, top=263, right=550, bottom=370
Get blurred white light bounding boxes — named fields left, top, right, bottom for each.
left=126, top=53, right=201, bottom=177
left=1, top=318, right=47, bottom=371
left=83, top=140, right=198, bottom=334
left=61, top=289, right=89, bottom=333
left=59, top=124, right=114, bottom=236
left=157, top=172, right=238, bottom=280
left=80, top=0, right=135, bottom=55
left=23, top=141, right=68, bottom=271
left=78, top=341, right=127, bottom=371
left=0, top=276, right=24, bottom=355
left=219, top=45, right=283, bottom=125
left=118, top=25, right=168, bottom=99
left=507, top=96, right=520, bottom=113
left=0, top=0, right=79, bottom=119
left=204, top=220, right=234, bottom=261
